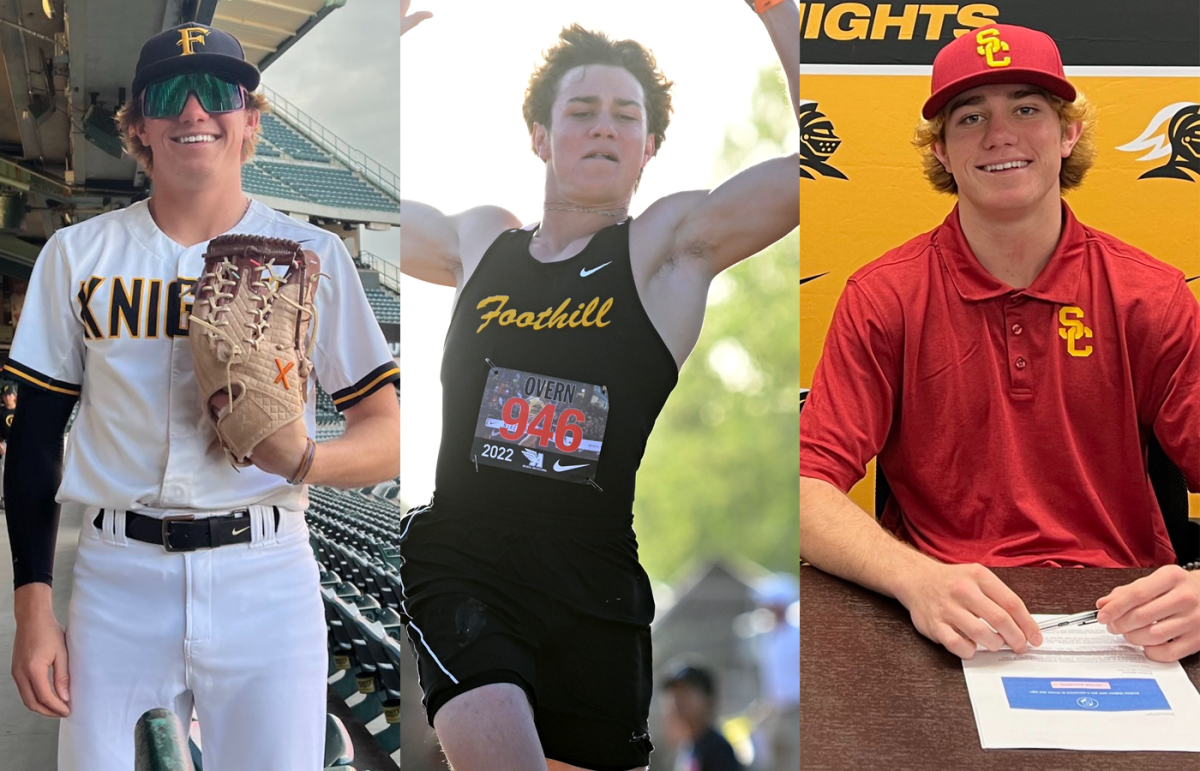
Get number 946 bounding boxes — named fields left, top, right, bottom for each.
left=500, top=397, right=585, bottom=452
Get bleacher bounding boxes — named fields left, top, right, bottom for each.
left=261, top=113, right=331, bottom=163
left=241, top=162, right=298, bottom=200
left=363, top=287, right=401, bottom=324
left=257, top=162, right=398, bottom=212
left=306, top=486, right=408, bottom=764
left=242, top=112, right=399, bottom=215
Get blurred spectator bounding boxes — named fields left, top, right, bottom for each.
left=0, top=384, right=14, bottom=508
left=751, top=575, right=799, bottom=771
left=660, top=663, right=744, bottom=771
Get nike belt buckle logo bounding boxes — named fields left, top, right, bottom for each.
left=231, top=526, right=250, bottom=536
left=579, top=261, right=612, bottom=278
left=553, top=460, right=589, bottom=472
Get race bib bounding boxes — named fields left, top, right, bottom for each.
left=471, top=365, right=608, bottom=484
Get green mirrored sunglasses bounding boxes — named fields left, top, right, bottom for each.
left=141, top=72, right=245, bottom=119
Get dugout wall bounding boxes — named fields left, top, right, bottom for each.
left=798, top=1, right=1200, bottom=519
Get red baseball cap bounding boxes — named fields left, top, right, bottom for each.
left=923, top=24, right=1076, bottom=120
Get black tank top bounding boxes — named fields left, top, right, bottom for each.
left=433, top=219, right=679, bottom=525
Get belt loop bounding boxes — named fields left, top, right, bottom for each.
left=95, top=508, right=113, bottom=544
left=113, top=510, right=129, bottom=547
left=97, top=508, right=128, bottom=547
left=250, top=504, right=278, bottom=548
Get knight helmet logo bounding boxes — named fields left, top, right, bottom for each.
left=799, top=101, right=847, bottom=181
left=176, top=27, right=211, bottom=56
left=1116, top=102, right=1200, bottom=181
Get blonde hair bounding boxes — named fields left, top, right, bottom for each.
left=115, top=90, right=270, bottom=174
left=913, top=88, right=1097, bottom=195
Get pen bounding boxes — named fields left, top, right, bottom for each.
left=1037, top=610, right=1100, bottom=631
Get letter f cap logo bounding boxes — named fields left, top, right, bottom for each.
left=177, top=27, right=210, bottom=56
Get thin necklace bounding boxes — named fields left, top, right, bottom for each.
left=542, top=201, right=628, bottom=218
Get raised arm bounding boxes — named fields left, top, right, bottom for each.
left=650, top=1, right=800, bottom=277
left=401, top=0, right=432, bottom=37
left=399, top=6, right=521, bottom=287
left=758, top=0, right=799, bottom=120
left=400, top=201, right=522, bottom=288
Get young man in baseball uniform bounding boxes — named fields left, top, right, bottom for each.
left=398, top=2, right=798, bottom=770
left=800, top=25, right=1200, bottom=662
left=3, top=23, right=400, bottom=771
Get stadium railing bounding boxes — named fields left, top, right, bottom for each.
left=358, top=250, right=402, bottom=294
left=260, top=85, right=399, bottom=205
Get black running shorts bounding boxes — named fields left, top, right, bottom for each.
left=398, top=498, right=656, bottom=771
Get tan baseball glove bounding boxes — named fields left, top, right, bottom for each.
left=189, top=235, right=322, bottom=467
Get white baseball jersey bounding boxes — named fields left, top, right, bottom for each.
left=5, top=198, right=398, bottom=512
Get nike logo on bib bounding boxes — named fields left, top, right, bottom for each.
left=580, top=262, right=612, bottom=277
left=553, top=460, right=589, bottom=472
left=231, top=526, right=250, bottom=536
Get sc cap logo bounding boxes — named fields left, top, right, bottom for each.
left=976, top=28, right=1011, bottom=68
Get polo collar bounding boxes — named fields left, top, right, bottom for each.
left=934, top=201, right=1086, bottom=305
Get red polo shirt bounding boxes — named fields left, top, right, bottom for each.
left=800, top=202, right=1200, bottom=568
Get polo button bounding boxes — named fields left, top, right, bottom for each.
left=1011, top=324, right=1024, bottom=335
left=1010, top=296, right=1022, bottom=305
left=1015, top=357, right=1027, bottom=369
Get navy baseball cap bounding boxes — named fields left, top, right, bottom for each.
left=131, top=23, right=260, bottom=97
left=660, top=664, right=716, bottom=696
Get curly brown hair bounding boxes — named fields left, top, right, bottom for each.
left=523, top=25, right=673, bottom=156
left=913, top=87, right=1097, bottom=195
left=115, top=89, right=269, bottom=174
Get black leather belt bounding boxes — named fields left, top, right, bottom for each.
left=93, top=507, right=281, bottom=552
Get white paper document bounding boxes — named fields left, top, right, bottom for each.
left=962, top=614, right=1200, bottom=751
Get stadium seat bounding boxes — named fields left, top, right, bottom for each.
left=359, top=620, right=403, bottom=752
left=322, top=592, right=361, bottom=699
left=333, top=601, right=385, bottom=724
left=323, top=713, right=356, bottom=769
left=134, top=708, right=194, bottom=771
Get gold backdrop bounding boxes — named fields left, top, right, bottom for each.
left=800, top=72, right=1200, bottom=519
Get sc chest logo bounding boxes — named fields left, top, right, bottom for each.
left=1058, top=306, right=1093, bottom=358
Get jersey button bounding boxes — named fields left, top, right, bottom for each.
left=1011, top=323, right=1024, bottom=335
left=1015, top=357, right=1027, bottom=370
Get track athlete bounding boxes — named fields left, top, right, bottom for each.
left=800, top=25, right=1200, bottom=663
left=3, top=23, right=400, bottom=770
left=398, top=1, right=799, bottom=770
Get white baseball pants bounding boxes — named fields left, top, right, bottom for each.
left=57, top=505, right=328, bottom=771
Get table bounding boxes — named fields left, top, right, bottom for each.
left=799, top=566, right=1200, bottom=770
